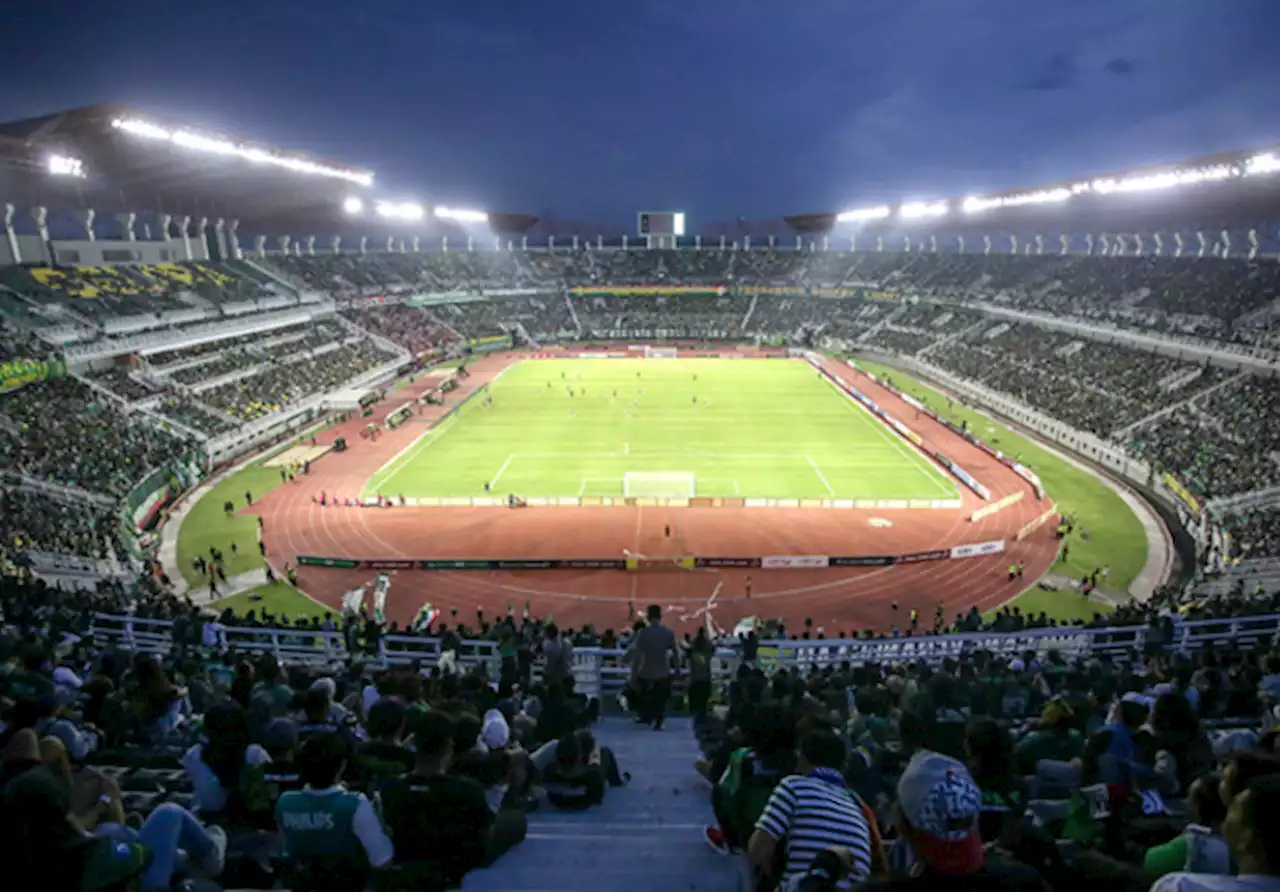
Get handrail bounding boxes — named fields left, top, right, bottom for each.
left=89, top=609, right=1280, bottom=700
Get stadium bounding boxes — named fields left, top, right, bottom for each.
left=2, top=96, right=1280, bottom=892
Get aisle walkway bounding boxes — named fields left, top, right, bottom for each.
left=463, top=717, right=745, bottom=892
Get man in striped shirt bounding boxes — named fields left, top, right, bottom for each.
left=749, top=729, right=876, bottom=890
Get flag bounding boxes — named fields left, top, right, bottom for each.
left=413, top=600, right=439, bottom=633
left=372, top=573, right=391, bottom=625
left=341, top=585, right=365, bottom=617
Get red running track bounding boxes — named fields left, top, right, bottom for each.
left=254, top=351, right=1062, bottom=634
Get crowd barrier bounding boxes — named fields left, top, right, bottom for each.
left=293, top=539, right=1007, bottom=572
left=805, top=353, right=992, bottom=501
left=89, top=611, right=1280, bottom=701
left=850, top=360, right=1049, bottom=500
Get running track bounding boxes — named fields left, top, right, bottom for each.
left=254, top=351, right=1062, bottom=635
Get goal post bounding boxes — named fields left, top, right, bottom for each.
left=623, top=471, right=696, bottom=499
left=644, top=346, right=678, bottom=359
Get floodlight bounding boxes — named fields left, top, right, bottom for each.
left=898, top=201, right=948, bottom=220
left=1247, top=153, right=1279, bottom=176
left=343, top=197, right=364, bottom=215
left=836, top=206, right=891, bottom=223
left=47, top=155, right=86, bottom=178
left=109, top=116, right=375, bottom=186
left=375, top=201, right=424, bottom=221
left=434, top=206, right=489, bottom=224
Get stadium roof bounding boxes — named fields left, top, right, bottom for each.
left=0, top=104, right=382, bottom=229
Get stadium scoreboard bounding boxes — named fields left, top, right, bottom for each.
left=637, top=211, right=686, bottom=237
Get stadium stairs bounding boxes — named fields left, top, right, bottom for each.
left=463, top=716, right=745, bottom=892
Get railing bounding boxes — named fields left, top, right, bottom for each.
left=89, top=611, right=1280, bottom=700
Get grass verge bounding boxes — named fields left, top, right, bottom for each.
left=855, top=358, right=1149, bottom=616
left=210, top=581, right=329, bottom=621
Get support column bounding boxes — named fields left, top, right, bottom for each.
left=81, top=208, right=96, bottom=241
left=117, top=212, right=137, bottom=241
left=32, top=206, right=50, bottom=244
left=1173, top=233, right=1184, bottom=258
left=3, top=203, right=20, bottom=263
left=228, top=219, right=241, bottom=259
left=332, top=236, right=342, bottom=253
left=196, top=217, right=208, bottom=260
left=177, top=215, right=192, bottom=260
left=306, top=235, right=316, bottom=255
left=982, top=235, right=991, bottom=255
left=1248, top=228, right=1259, bottom=260
left=1059, top=234, right=1068, bottom=256
left=359, top=236, right=368, bottom=255
left=213, top=218, right=226, bottom=259
left=254, top=235, right=267, bottom=257
left=1153, top=233, right=1163, bottom=256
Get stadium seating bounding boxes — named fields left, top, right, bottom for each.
left=0, top=376, right=191, bottom=498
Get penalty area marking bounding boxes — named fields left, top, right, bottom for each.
left=805, top=454, right=836, bottom=496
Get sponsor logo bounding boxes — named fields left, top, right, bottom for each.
left=369, top=560, right=414, bottom=570
left=949, top=540, right=1006, bottom=559
left=829, top=555, right=894, bottom=567
left=696, top=557, right=761, bottom=568
left=761, top=555, right=830, bottom=569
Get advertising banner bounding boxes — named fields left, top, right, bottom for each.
left=297, top=555, right=362, bottom=569
left=494, top=559, right=555, bottom=569
left=761, top=555, right=830, bottom=569
left=552, top=559, right=627, bottom=569
left=368, top=560, right=415, bottom=570
left=949, top=540, right=1006, bottom=559
left=421, top=559, right=495, bottom=570
left=695, top=557, right=762, bottom=568
left=829, top=555, right=894, bottom=567
left=0, top=357, right=65, bottom=393
left=1163, top=473, right=1201, bottom=515
left=896, top=549, right=951, bottom=564
left=1015, top=507, right=1059, bottom=542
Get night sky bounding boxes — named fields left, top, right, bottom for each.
left=2, top=0, right=1279, bottom=226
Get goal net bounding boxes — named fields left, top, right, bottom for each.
left=644, top=346, right=678, bottom=358
left=623, top=471, right=696, bottom=499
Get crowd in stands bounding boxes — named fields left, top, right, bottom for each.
left=1222, top=509, right=1280, bottom=563
left=86, top=365, right=164, bottom=403
left=3, top=562, right=1280, bottom=891
left=201, top=340, right=397, bottom=421
left=0, top=488, right=127, bottom=562
left=154, top=397, right=238, bottom=438
left=339, top=304, right=458, bottom=355
left=0, top=377, right=190, bottom=498
left=0, top=317, right=52, bottom=364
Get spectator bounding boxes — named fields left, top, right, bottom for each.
left=631, top=604, right=678, bottom=730
left=376, top=709, right=525, bottom=887
left=749, top=728, right=877, bottom=889
left=275, top=732, right=394, bottom=891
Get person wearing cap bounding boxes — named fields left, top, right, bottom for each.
left=1015, top=699, right=1084, bottom=774
left=1152, top=775, right=1280, bottom=892
left=748, top=729, right=878, bottom=889
left=858, top=749, right=1046, bottom=891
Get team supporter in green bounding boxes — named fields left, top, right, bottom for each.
left=348, top=698, right=415, bottom=790
left=1014, top=700, right=1084, bottom=774
left=376, top=709, right=526, bottom=888
left=275, top=732, right=394, bottom=892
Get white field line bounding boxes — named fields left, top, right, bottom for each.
left=815, top=372, right=955, bottom=497
left=367, top=414, right=459, bottom=493
left=805, top=454, right=836, bottom=496
left=489, top=453, right=516, bottom=488
left=366, top=359, right=520, bottom=493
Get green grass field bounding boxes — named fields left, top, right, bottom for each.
left=363, top=359, right=959, bottom=501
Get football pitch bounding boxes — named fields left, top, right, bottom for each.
left=363, top=359, right=959, bottom=501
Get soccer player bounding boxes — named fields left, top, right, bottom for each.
left=664, top=524, right=671, bottom=538
left=692, top=395, right=697, bottom=405
left=744, top=575, right=752, bottom=599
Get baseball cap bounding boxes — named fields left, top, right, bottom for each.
left=897, top=749, right=984, bottom=876
left=481, top=708, right=510, bottom=750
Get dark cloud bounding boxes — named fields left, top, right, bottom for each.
left=1105, top=57, right=1137, bottom=77
left=1024, top=51, right=1078, bottom=92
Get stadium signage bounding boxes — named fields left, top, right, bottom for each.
left=0, top=357, right=65, bottom=394
left=949, top=540, right=1005, bottom=559
left=829, top=555, right=894, bottom=567
left=896, top=549, right=951, bottom=564
left=761, top=555, right=830, bottom=569
left=695, top=557, right=761, bottom=568
left=296, top=555, right=361, bottom=568
left=571, top=286, right=727, bottom=296
left=368, top=560, right=415, bottom=570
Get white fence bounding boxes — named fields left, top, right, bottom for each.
left=90, top=611, right=1280, bottom=701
